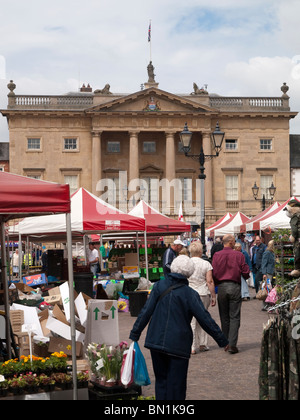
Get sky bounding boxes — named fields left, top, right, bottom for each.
left=0, top=0, right=300, bottom=141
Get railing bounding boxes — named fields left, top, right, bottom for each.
left=210, top=96, right=289, bottom=111
left=9, top=94, right=290, bottom=111
left=12, top=95, right=94, bottom=109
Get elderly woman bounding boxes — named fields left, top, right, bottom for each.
left=129, top=255, right=228, bottom=401
left=188, top=241, right=216, bottom=354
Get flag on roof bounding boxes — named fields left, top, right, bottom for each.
left=148, top=22, right=151, bottom=42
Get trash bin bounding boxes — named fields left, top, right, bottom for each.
left=74, top=272, right=94, bottom=297
left=127, top=291, right=148, bottom=317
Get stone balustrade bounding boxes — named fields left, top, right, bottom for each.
left=7, top=93, right=290, bottom=111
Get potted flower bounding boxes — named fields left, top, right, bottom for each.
left=39, top=374, right=55, bottom=392
left=51, top=372, right=72, bottom=390
left=0, top=375, right=8, bottom=398
left=86, top=342, right=128, bottom=388
left=23, top=372, right=40, bottom=393
left=8, top=375, right=26, bottom=395
left=49, top=352, right=68, bottom=373
left=77, top=371, right=89, bottom=388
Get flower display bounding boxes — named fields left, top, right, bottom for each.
left=86, top=342, right=128, bottom=386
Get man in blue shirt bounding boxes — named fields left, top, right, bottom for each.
left=163, top=239, right=185, bottom=277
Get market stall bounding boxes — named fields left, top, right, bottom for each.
left=245, top=197, right=300, bottom=232
left=211, top=212, right=250, bottom=238
left=205, top=212, right=233, bottom=237
left=0, top=172, right=79, bottom=398
left=236, top=202, right=281, bottom=233
left=128, top=200, right=191, bottom=234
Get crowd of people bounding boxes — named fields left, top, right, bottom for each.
left=130, top=233, right=276, bottom=400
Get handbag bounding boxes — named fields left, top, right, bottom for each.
left=256, top=288, right=268, bottom=301
left=133, top=342, right=151, bottom=386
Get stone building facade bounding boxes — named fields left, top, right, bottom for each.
left=1, top=74, right=298, bottom=225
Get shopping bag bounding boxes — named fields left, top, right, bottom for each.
left=265, top=287, right=278, bottom=304
left=120, top=342, right=135, bottom=387
left=133, top=341, right=151, bottom=386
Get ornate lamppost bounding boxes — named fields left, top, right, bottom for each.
left=252, top=182, right=276, bottom=211
left=180, top=122, right=225, bottom=253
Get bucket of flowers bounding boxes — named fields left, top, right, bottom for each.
left=86, top=341, right=128, bottom=388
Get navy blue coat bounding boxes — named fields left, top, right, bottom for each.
left=129, top=272, right=228, bottom=359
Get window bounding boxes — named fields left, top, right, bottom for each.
left=143, top=141, right=156, bottom=153
left=260, top=139, right=272, bottom=151
left=28, top=175, right=41, bottom=180
left=64, top=175, right=78, bottom=195
left=64, top=138, right=78, bottom=150
left=225, top=139, right=238, bottom=151
left=260, top=175, right=273, bottom=199
left=107, top=141, right=120, bottom=153
left=0, top=166, right=4, bottom=172
left=226, top=176, right=238, bottom=201
left=106, top=177, right=120, bottom=205
left=27, top=138, right=41, bottom=150
left=141, top=177, right=159, bottom=206
left=179, top=177, right=193, bottom=202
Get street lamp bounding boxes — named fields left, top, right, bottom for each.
left=180, top=122, right=225, bottom=253
left=252, top=181, right=276, bottom=211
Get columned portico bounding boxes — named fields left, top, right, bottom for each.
left=165, top=132, right=176, bottom=182
left=129, top=131, right=140, bottom=183
left=92, top=131, right=102, bottom=195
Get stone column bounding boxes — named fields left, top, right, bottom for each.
left=202, top=132, right=213, bottom=209
left=129, top=131, right=140, bottom=183
left=91, top=131, right=102, bottom=195
left=165, top=132, right=176, bottom=182
left=165, top=132, right=176, bottom=214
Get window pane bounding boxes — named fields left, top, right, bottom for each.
left=260, top=175, right=273, bottom=199
left=225, top=139, right=237, bottom=150
left=260, top=139, right=272, bottom=150
left=64, top=175, right=78, bottom=195
left=64, top=138, right=77, bottom=150
left=143, top=141, right=156, bottom=153
left=107, top=141, right=120, bottom=153
left=226, top=176, right=238, bottom=200
left=27, top=138, right=41, bottom=150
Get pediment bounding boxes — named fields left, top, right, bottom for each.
left=86, top=88, right=216, bottom=114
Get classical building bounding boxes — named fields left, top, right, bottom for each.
left=1, top=68, right=298, bottom=225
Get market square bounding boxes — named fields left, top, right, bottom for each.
left=0, top=0, right=300, bottom=403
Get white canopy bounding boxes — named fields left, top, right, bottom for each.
left=212, top=212, right=251, bottom=237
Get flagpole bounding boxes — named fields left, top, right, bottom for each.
left=148, top=20, right=152, bottom=62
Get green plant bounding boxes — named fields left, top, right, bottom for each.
left=0, top=376, right=8, bottom=389
left=8, top=375, right=26, bottom=389
left=86, top=342, right=128, bottom=382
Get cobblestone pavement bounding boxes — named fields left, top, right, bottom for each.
left=118, top=288, right=268, bottom=400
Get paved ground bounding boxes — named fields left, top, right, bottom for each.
left=118, top=288, right=268, bottom=400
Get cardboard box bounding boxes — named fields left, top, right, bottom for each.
left=22, top=273, right=47, bottom=287
left=48, top=337, right=83, bottom=358
left=84, top=300, right=119, bottom=350
left=125, top=253, right=138, bottom=267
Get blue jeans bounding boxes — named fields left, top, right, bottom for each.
left=150, top=350, right=189, bottom=400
